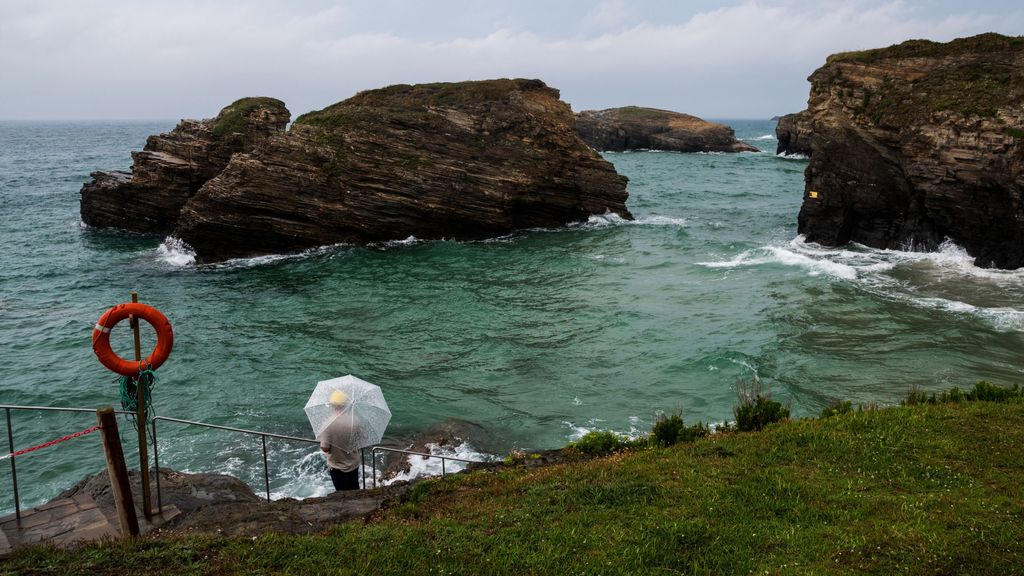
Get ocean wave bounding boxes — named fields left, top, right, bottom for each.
left=697, top=243, right=862, bottom=280
left=563, top=419, right=647, bottom=442
left=776, top=152, right=809, bottom=160
left=156, top=236, right=196, bottom=266
left=701, top=236, right=1024, bottom=331
left=747, top=134, right=776, bottom=141
left=382, top=441, right=495, bottom=484
left=573, top=212, right=686, bottom=229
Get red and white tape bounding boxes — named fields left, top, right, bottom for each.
left=0, top=425, right=101, bottom=461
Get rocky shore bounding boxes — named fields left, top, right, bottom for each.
left=575, top=106, right=758, bottom=153
left=81, top=79, right=632, bottom=263
left=778, top=33, right=1024, bottom=269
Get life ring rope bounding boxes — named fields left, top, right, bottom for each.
left=92, top=302, right=173, bottom=376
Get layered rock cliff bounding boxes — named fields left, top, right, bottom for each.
left=780, top=33, right=1024, bottom=268
left=81, top=79, right=631, bottom=263
left=575, top=107, right=758, bottom=153
left=81, top=98, right=290, bottom=233
left=774, top=112, right=813, bottom=157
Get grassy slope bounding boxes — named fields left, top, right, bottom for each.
left=5, top=401, right=1023, bottom=575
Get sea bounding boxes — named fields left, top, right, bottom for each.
left=2, top=119, right=1023, bottom=512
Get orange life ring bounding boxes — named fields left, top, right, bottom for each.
left=92, top=302, right=174, bottom=376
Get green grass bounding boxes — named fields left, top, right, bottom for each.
left=210, top=97, right=285, bottom=136
left=6, top=394, right=1023, bottom=575
left=828, top=32, right=1024, bottom=64
left=822, top=33, right=1024, bottom=125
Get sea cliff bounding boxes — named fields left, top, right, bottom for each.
left=778, top=33, right=1024, bottom=268
left=81, top=79, right=631, bottom=263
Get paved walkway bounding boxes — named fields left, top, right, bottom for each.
left=0, top=494, right=178, bottom=556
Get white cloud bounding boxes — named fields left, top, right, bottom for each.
left=581, top=0, right=635, bottom=33
left=0, top=0, right=1019, bottom=119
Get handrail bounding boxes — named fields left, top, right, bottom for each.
left=4, top=405, right=489, bottom=519
left=151, top=415, right=320, bottom=506
left=2, top=405, right=134, bottom=522
left=152, top=415, right=319, bottom=445
left=370, top=446, right=482, bottom=488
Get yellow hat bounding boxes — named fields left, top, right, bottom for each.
left=330, top=390, right=348, bottom=407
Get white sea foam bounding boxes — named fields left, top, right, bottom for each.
left=776, top=152, right=809, bottom=160
left=698, top=242, right=860, bottom=281
left=156, top=236, right=196, bottom=266
left=574, top=212, right=686, bottom=230
left=377, top=235, right=419, bottom=248
left=563, top=419, right=647, bottom=442
left=748, top=134, right=776, bottom=141
left=382, top=441, right=495, bottom=485
left=701, top=236, right=1024, bottom=332
left=637, top=215, right=687, bottom=226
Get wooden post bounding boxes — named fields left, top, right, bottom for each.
left=130, top=291, right=152, bottom=519
left=97, top=407, right=140, bottom=537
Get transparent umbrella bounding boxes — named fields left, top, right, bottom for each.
left=304, top=375, right=392, bottom=451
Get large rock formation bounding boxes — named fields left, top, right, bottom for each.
left=81, top=79, right=631, bottom=263
left=780, top=33, right=1024, bottom=268
left=81, top=98, right=290, bottom=233
left=575, top=107, right=758, bottom=153
left=774, top=112, right=813, bottom=157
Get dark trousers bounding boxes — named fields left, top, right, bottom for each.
left=329, top=467, right=360, bottom=491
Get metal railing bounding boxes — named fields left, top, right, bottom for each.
left=2, top=405, right=133, bottom=521
left=151, top=415, right=322, bottom=506
left=4, top=405, right=486, bottom=520
left=152, top=417, right=484, bottom=499
left=370, top=446, right=481, bottom=488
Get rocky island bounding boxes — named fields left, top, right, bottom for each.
left=575, top=107, right=758, bottom=153
left=778, top=33, right=1024, bottom=269
left=81, top=79, right=632, bottom=263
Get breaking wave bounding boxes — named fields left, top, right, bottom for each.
left=698, top=237, right=1024, bottom=331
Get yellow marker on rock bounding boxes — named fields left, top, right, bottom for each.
left=809, top=190, right=820, bottom=199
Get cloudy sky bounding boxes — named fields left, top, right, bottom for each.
left=2, top=0, right=1021, bottom=120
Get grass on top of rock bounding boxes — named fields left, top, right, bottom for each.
left=7, top=384, right=1023, bottom=576
left=211, top=97, right=285, bottom=136
left=828, top=32, right=1024, bottom=64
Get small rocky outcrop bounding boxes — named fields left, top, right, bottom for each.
left=81, top=79, right=632, bottom=263
left=774, top=112, right=813, bottom=157
left=782, top=33, right=1024, bottom=268
left=575, top=107, right=758, bottom=153
left=80, top=98, right=290, bottom=233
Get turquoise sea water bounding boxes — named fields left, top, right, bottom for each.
left=2, top=120, right=1023, bottom=510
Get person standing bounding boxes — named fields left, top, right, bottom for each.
left=319, top=390, right=361, bottom=491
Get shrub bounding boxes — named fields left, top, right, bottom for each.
left=905, top=381, right=1023, bottom=405
left=820, top=399, right=854, bottom=418
left=734, top=376, right=790, bottom=432
left=652, top=412, right=709, bottom=447
left=903, top=386, right=932, bottom=406
left=968, top=381, right=1022, bottom=401
left=652, top=413, right=685, bottom=447
left=569, top=431, right=628, bottom=456
left=937, top=387, right=966, bottom=403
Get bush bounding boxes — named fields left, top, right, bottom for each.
left=569, top=431, right=628, bottom=456
left=904, top=386, right=931, bottom=406
left=904, top=381, right=1023, bottom=406
left=937, top=387, right=966, bottom=403
left=734, top=377, right=790, bottom=432
left=968, top=381, right=1022, bottom=401
left=652, top=412, right=709, bottom=447
left=820, top=399, right=854, bottom=418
